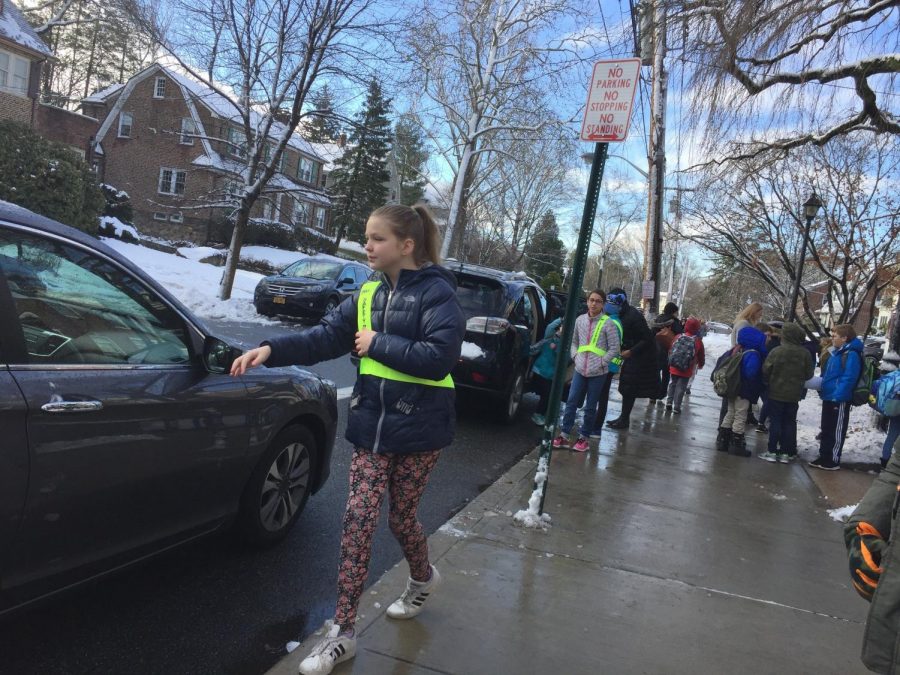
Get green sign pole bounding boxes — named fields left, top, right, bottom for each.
left=536, top=142, right=609, bottom=515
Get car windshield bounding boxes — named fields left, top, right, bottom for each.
left=282, top=260, right=342, bottom=280
left=455, top=276, right=506, bottom=319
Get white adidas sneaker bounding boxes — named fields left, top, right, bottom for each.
left=298, top=621, right=356, bottom=675
left=386, top=565, right=441, bottom=620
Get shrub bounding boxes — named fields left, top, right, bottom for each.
left=0, top=120, right=104, bottom=233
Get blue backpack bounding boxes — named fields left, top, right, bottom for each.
left=870, top=370, right=900, bottom=417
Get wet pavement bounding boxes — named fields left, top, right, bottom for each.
left=269, top=374, right=874, bottom=674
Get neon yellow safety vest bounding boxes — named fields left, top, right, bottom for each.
left=577, top=315, right=624, bottom=366
left=356, top=281, right=454, bottom=389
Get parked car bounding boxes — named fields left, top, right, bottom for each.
left=546, top=289, right=587, bottom=323
left=254, top=256, right=372, bottom=319
left=706, top=321, right=732, bottom=335
left=0, top=200, right=338, bottom=615
left=445, top=260, right=548, bottom=423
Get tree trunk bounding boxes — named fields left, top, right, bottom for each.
left=218, top=207, right=249, bottom=301
left=83, top=18, right=100, bottom=99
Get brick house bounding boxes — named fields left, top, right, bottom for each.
left=0, top=0, right=50, bottom=124
left=81, top=62, right=331, bottom=243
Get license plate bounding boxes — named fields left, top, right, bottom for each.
left=273, top=296, right=286, bottom=304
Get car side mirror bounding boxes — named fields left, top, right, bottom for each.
left=338, top=276, right=355, bottom=286
left=203, top=336, right=242, bottom=374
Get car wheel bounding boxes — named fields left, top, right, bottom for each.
left=498, top=370, right=525, bottom=424
left=324, top=296, right=339, bottom=315
left=237, top=425, right=317, bottom=546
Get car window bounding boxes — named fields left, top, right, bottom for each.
left=0, top=230, right=191, bottom=366
left=284, top=259, right=343, bottom=280
left=455, top=276, right=505, bottom=319
left=353, top=267, right=369, bottom=284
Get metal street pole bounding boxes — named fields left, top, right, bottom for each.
left=788, top=213, right=814, bottom=322
left=535, top=142, right=609, bottom=514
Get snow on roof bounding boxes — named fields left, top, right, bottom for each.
left=190, top=154, right=332, bottom=206
left=82, top=82, right=125, bottom=103
left=306, top=141, right=345, bottom=171
left=0, top=0, right=53, bottom=57
left=152, top=63, right=324, bottom=161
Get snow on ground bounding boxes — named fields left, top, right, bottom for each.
left=102, top=238, right=275, bottom=324
left=99, top=216, right=139, bottom=240
left=177, top=244, right=346, bottom=271
left=828, top=503, right=859, bottom=523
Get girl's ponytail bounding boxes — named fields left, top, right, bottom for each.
left=412, top=204, right=441, bottom=265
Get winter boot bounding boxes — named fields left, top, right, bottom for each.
left=728, top=433, right=750, bottom=457
left=715, top=428, right=732, bottom=453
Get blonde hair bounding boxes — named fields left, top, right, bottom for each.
left=736, top=302, right=763, bottom=323
left=370, top=204, right=442, bottom=266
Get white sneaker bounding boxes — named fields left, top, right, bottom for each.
left=298, top=621, right=356, bottom=675
left=386, top=565, right=441, bottom=619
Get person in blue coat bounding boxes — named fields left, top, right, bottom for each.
left=810, top=323, right=863, bottom=471
left=529, top=316, right=563, bottom=425
left=718, top=326, right=767, bottom=457
left=230, top=204, right=465, bottom=675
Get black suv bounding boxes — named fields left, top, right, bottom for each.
left=254, top=256, right=372, bottom=319
left=446, top=260, right=548, bottom=422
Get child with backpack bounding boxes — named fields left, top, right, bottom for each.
left=759, top=322, right=815, bottom=463
left=666, top=317, right=705, bottom=414
left=874, top=370, right=900, bottom=469
left=809, top=324, right=863, bottom=471
left=529, top=317, right=563, bottom=426
left=715, top=326, right=767, bottom=456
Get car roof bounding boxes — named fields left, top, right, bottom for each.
left=444, top=259, right=540, bottom=287
left=0, top=200, right=211, bottom=335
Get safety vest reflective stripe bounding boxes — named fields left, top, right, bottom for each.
left=576, top=315, right=623, bottom=357
left=357, top=281, right=454, bottom=389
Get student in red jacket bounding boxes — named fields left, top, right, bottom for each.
left=666, top=317, right=705, bottom=414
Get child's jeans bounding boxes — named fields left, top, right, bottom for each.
left=721, top=396, right=750, bottom=434
left=766, top=399, right=798, bottom=455
left=667, top=374, right=689, bottom=410
left=561, top=371, right=609, bottom=438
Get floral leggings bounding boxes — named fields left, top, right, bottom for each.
left=334, top=446, right=441, bottom=630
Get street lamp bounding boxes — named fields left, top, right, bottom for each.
left=788, top=192, right=824, bottom=322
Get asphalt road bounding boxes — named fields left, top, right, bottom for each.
left=0, top=318, right=541, bottom=675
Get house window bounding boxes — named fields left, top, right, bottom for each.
left=227, top=127, right=246, bottom=158
left=315, top=207, right=326, bottom=230
left=154, top=77, right=166, bottom=99
left=0, top=51, right=29, bottom=95
left=169, top=212, right=183, bottom=223
left=158, top=168, right=186, bottom=195
left=179, top=118, right=195, bottom=145
left=292, top=199, right=308, bottom=226
left=298, top=157, right=316, bottom=183
left=117, top=112, right=133, bottom=138
left=153, top=212, right=168, bottom=221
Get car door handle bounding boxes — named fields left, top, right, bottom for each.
left=41, top=400, right=104, bottom=413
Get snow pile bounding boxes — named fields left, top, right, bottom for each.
left=460, top=341, right=485, bottom=359
left=796, top=395, right=886, bottom=465
left=828, top=503, right=859, bottom=523
left=703, top=332, right=733, bottom=362
left=99, top=216, right=139, bottom=240
left=338, top=239, right=367, bottom=256
left=513, top=455, right=552, bottom=530
left=102, top=239, right=276, bottom=324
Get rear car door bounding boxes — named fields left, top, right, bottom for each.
left=0, top=225, right=251, bottom=595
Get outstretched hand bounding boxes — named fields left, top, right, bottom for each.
left=230, top=345, right=272, bottom=376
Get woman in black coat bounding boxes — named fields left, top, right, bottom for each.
left=602, top=289, right=660, bottom=429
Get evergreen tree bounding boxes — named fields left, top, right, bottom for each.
left=393, top=115, right=428, bottom=205
left=330, top=78, right=392, bottom=247
left=305, top=85, right=343, bottom=142
left=524, top=212, right=566, bottom=282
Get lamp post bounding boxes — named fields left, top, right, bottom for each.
left=788, top=193, right=824, bottom=322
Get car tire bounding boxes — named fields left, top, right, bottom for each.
left=323, top=296, right=340, bottom=315
left=237, top=425, right=317, bottom=546
left=497, top=369, right=526, bottom=424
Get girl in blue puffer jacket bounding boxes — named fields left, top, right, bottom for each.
left=231, top=204, right=465, bottom=675
left=717, top=326, right=767, bottom=457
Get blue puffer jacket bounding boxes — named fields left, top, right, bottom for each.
left=530, top=318, right=562, bottom=379
left=737, top=326, right=767, bottom=402
left=820, top=337, right=864, bottom=402
left=262, top=264, right=465, bottom=454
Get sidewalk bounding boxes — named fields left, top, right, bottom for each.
left=268, top=376, right=876, bottom=674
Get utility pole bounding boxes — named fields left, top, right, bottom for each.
left=642, top=0, right=667, bottom=317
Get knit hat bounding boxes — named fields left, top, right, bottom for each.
left=652, top=316, right=674, bottom=330
left=606, top=289, right=627, bottom=307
